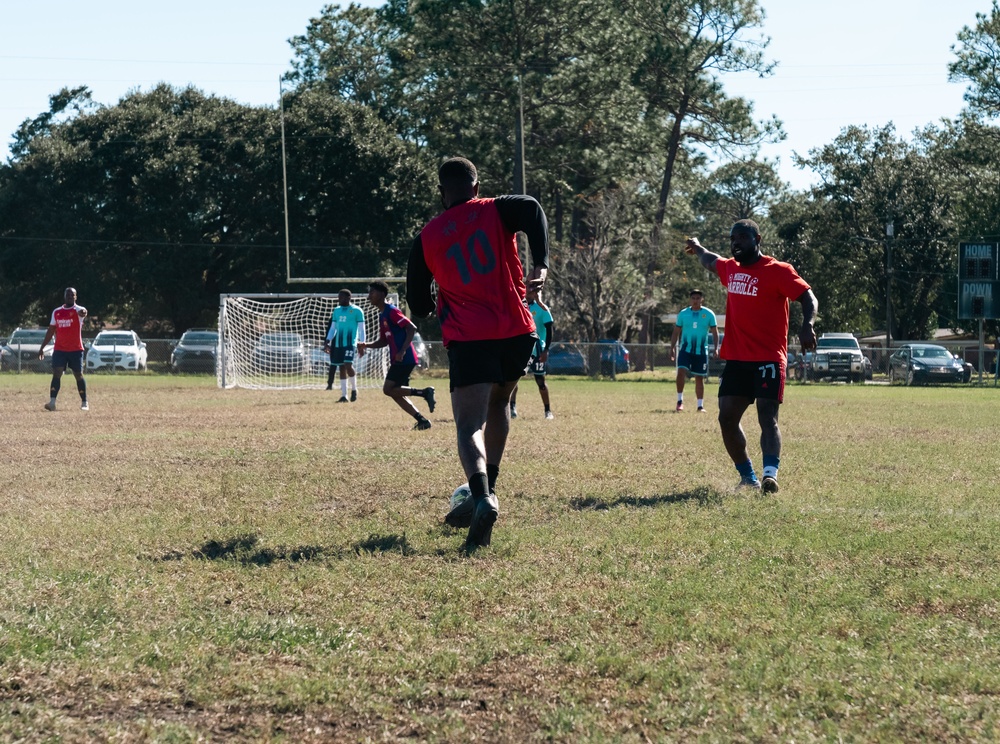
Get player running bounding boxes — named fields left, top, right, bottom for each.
left=323, top=289, right=366, bottom=402
left=39, top=287, right=89, bottom=412
left=407, top=156, right=548, bottom=551
left=684, top=220, right=817, bottom=493
left=356, top=281, right=435, bottom=430
left=510, top=287, right=554, bottom=419
left=669, top=289, right=719, bottom=413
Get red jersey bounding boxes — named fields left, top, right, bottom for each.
left=50, top=304, right=86, bottom=352
left=716, top=256, right=810, bottom=365
left=419, top=198, right=535, bottom=345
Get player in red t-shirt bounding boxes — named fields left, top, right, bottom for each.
left=685, top=220, right=817, bottom=493
left=39, top=287, right=89, bottom=411
left=408, top=157, right=549, bottom=551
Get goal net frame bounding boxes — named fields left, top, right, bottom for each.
left=217, top=293, right=396, bottom=390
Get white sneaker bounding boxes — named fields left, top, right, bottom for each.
left=81, top=402, right=89, bottom=411
left=44, top=401, right=55, bottom=412
left=544, top=410, right=554, bottom=419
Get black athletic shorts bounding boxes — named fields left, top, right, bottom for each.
left=447, top=333, right=538, bottom=391
left=385, top=361, right=416, bottom=386
left=51, top=350, right=84, bottom=374
left=718, top=360, right=786, bottom=403
left=527, top=355, right=547, bottom=377
left=329, top=346, right=355, bottom=366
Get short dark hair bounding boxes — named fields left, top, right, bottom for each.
left=731, top=219, right=761, bottom=238
left=689, top=288, right=704, bottom=296
left=338, top=288, right=351, bottom=297
left=438, top=157, right=478, bottom=189
left=368, top=280, right=389, bottom=296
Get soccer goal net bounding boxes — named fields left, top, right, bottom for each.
left=217, top=293, right=396, bottom=390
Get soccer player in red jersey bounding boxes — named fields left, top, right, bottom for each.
left=38, top=287, right=89, bottom=411
left=357, top=281, right=436, bottom=429
left=685, top=220, right=817, bottom=493
left=407, top=157, right=548, bottom=550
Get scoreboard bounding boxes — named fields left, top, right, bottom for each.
left=958, top=242, right=999, bottom=320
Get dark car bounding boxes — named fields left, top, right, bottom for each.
left=546, top=342, right=588, bottom=375
left=888, top=343, right=967, bottom=385
left=1, top=328, right=53, bottom=372
left=598, top=339, right=629, bottom=375
left=170, top=329, right=219, bottom=373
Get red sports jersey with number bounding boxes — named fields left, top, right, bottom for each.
left=716, top=255, right=810, bottom=365
left=419, top=198, right=535, bottom=345
left=50, top=305, right=86, bottom=352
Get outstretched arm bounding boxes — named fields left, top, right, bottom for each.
left=684, top=237, right=721, bottom=273
left=797, top=289, right=818, bottom=351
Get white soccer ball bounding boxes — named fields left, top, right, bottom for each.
left=450, top=483, right=471, bottom=510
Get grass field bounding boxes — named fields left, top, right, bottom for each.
left=1, top=372, right=999, bottom=742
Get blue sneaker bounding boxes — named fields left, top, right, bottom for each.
left=738, top=477, right=761, bottom=490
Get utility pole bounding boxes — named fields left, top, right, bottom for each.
left=885, top=220, right=894, bottom=350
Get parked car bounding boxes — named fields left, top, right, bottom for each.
left=888, top=343, right=967, bottom=385
left=87, top=330, right=148, bottom=371
left=546, top=342, right=588, bottom=375
left=252, top=332, right=307, bottom=374
left=811, top=332, right=866, bottom=382
left=412, top=332, right=430, bottom=369
left=1, top=328, right=54, bottom=372
left=598, top=339, right=630, bottom=374
left=170, top=329, right=218, bottom=373
left=789, top=350, right=813, bottom=382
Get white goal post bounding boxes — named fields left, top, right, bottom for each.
left=217, top=293, right=396, bottom=390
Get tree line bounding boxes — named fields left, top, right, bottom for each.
left=3, top=0, right=1000, bottom=347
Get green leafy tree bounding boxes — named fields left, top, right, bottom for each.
left=949, top=1, right=1000, bottom=118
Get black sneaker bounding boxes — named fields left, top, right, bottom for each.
left=325, top=384, right=333, bottom=391
left=350, top=390, right=357, bottom=402
left=414, top=418, right=432, bottom=431
left=337, top=396, right=349, bottom=403
left=465, top=493, right=499, bottom=549
left=445, top=494, right=475, bottom=529
left=423, top=387, right=436, bottom=413
left=761, top=476, right=779, bottom=494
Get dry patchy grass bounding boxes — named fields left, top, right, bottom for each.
left=1, top=373, right=999, bottom=741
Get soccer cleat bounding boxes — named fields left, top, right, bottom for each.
left=697, top=406, right=706, bottom=413
left=350, top=390, right=357, bottom=402
left=545, top=410, right=554, bottom=419
left=510, top=404, right=518, bottom=419
left=465, top=493, right=499, bottom=549
left=81, top=401, right=89, bottom=411
left=675, top=402, right=684, bottom=413
left=424, top=387, right=436, bottom=413
left=44, top=401, right=56, bottom=412
left=738, top=477, right=762, bottom=490
left=445, top=494, right=475, bottom=529
left=337, top=396, right=349, bottom=403
left=414, top=418, right=432, bottom=431
left=761, top=476, right=779, bottom=494
left=325, top=384, right=333, bottom=391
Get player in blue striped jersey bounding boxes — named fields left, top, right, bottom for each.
left=669, top=289, right=719, bottom=413
left=324, top=289, right=366, bottom=402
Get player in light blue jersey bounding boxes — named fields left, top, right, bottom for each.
left=670, top=289, right=719, bottom=413
left=509, top=287, right=554, bottom=419
left=324, top=289, right=367, bottom=402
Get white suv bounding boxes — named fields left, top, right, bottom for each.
left=811, top=333, right=865, bottom=383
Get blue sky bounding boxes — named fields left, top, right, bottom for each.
left=1, top=0, right=990, bottom=190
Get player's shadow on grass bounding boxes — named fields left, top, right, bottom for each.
left=149, top=532, right=415, bottom=565
left=570, top=486, right=723, bottom=511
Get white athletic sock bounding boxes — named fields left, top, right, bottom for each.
left=677, top=392, right=684, bottom=403
left=763, top=465, right=779, bottom=479
left=349, top=375, right=357, bottom=391
left=697, top=398, right=704, bottom=408
left=340, top=378, right=348, bottom=397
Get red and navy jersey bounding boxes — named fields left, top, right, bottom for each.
left=49, top=304, right=86, bottom=352
left=378, top=304, right=417, bottom=365
left=408, top=196, right=549, bottom=346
